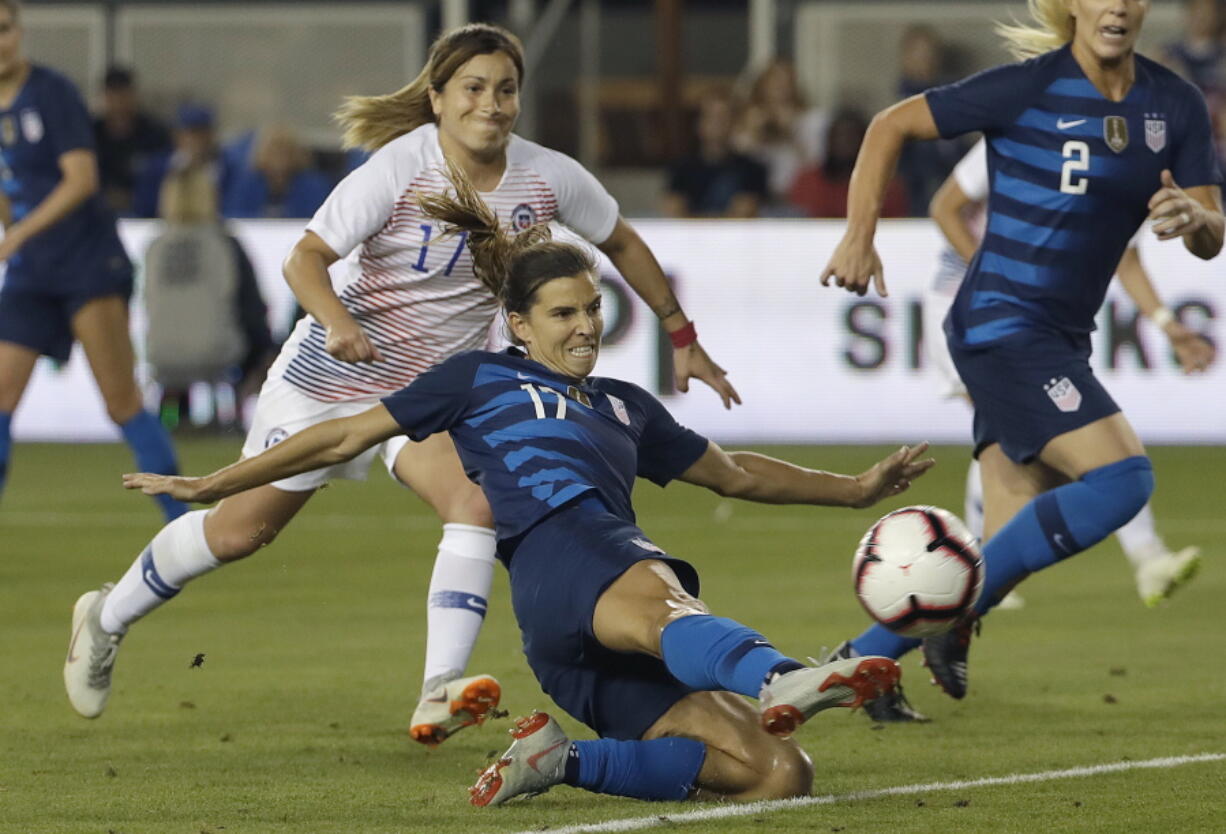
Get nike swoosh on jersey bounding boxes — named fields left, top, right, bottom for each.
left=1057, top=118, right=1087, bottom=130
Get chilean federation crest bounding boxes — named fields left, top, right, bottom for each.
left=510, top=202, right=537, bottom=230
left=1144, top=114, right=1167, bottom=153
left=1103, top=115, right=1128, bottom=153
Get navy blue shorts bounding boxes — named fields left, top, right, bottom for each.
left=950, top=329, right=1120, bottom=464
left=505, top=498, right=700, bottom=740
left=0, top=268, right=133, bottom=361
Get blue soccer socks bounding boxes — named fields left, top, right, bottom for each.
left=0, top=411, right=10, bottom=498
left=975, top=456, right=1153, bottom=614
left=850, top=624, right=922, bottom=660
left=660, top=614, right=799, bottom=697
left=564, top=736, right=705, bottom=801
left=119, top=410, right=188, bottom=521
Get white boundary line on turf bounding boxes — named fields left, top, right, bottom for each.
left=513, top=752, right=1226, bottom=834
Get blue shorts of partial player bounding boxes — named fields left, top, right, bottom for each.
left=0, top=253, right=133, bottom=362
left=949, top=326, right=1121, bottom=465
left=504, top=495, right=700, bottom=740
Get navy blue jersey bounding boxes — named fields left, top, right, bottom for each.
left=0, top=65, right=129, bottom=287
left=927, top=46, right=1221, bottom=347
left=381, top=348, right=710, bottom=543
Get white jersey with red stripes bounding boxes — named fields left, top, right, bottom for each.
left=269, top=123, right=620, bottom=403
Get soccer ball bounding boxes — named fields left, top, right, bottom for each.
left=852, top=505, right=984, bottom=638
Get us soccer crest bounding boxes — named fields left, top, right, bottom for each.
left=1145, top=114, right=1167, bottom=153
left=19, top=108, right=43, bottom=143
left=1103, top=115, right=1128, bottom=153
left=607, top=393, right=630, bottom=425
left=1043, top=376, right=1082, bottom=413
left=510, top=203, right=536, bottom=230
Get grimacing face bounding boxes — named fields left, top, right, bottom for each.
left=429, top=51, right=520, bottom=160
left=509, top=273, right=603, bottom=381
left=1069, top=0, right=1148, bottom=64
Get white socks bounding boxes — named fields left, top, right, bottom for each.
left=1114, top=502, right=1166, bottom=569
left=100, top=510, right=222, bottom=635
left=422, top=522, right=497, bottom=690
left=964, top=457, right=985, bottom=542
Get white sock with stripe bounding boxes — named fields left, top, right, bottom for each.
left=421, top=523, right=497, bottom=692
left=100, top=510, right=222, bottom=634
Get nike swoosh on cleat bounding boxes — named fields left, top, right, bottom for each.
left=1057, top=118, right=1087, bottom=129
left=66, top=620, right=86, bottom=663
left=526, top=740, right=567, bottom=773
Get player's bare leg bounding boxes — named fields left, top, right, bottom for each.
left=0, top=339, right=39, bottom=503
left=393, top=433, right=501, bottom=745
left=66, top=485, right=314, bottom=717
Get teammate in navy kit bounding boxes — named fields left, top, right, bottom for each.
left=125, top=167, right=934, bottom=805
left=820, top=0, right=1224, bottom=713
left=0, top=0, right=185, bottom=521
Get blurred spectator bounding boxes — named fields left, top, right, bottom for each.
left=1164, top=0, right=1226, bottom=92
left=91, top=66, right=171, bottom=215
left=222, top=124, right=332, bottom=218
left=732, top=59, right=830, bottom=206
left=132, top=102, right=226, bottom=218
left=1164, top=0, right=1226, bottom=166
left=895, top=25, right=965, bottom=217
left=662, top=90, right=769, bottom=218
left=788, top=109, right=908, bottom=218
left=144, top=164, right=275, bottom=427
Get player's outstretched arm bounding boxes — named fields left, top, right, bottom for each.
left=123, top=405, right=402, bottom=504
left=677, top=441, right=933, bottom=509
left=820, top=95, right=940, bottom=298
left=1115, top=245, right=1215, bottom=373
left=0, top=150, right=98, bottom=262
left=597, top=219, right=741, bottom=409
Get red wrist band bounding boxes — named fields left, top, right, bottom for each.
left=668, top=321, right=697, bottom=349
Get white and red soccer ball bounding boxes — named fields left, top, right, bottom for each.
left=852, top=506, right=984, bottom=638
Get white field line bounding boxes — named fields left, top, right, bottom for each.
left=514, top=752, right=1226, bottom=834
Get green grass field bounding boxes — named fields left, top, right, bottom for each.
left=2, top=440, right=1223, bottom=833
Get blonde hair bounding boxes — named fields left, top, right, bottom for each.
left=158, top=165, right=218, bottom=224
left=996, top=0, right=1076, bottom=60
left=416, top=159, right=596, bottom=327
left=334, top=23, right=525, bottom=152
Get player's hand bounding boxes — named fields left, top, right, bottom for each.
left=851, top=442, right=935, bottom=509
left=820, top=232, right=887, bottom=297
left=122, top=472, right=218, bottom=504
left=673, top=340, right=741, bottom=409
left=1148, top=170, right=1207, bottom=241
left=324, top=319, right=383, bottom=364
left=1165, top=320, right=1216, bottom=373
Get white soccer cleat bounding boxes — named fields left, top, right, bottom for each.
left=409, top=672, right=501, bottom=747
left=64, top=584, right=124, bottom=719
left=1135, top=546, right=1201, bottom=608
left=469, top=711, right=570, bottom=807
left=759, top=655, right=901, bottom=737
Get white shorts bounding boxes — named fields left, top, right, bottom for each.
left=923, top=282, right=966, bottom=399
left=241, top=375, right=405, bottom=491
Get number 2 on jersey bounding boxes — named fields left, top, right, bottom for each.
left=521, top=384, right=567, bottom=419
left=413, top=225, right=469, bottom=275
left=1060, top=140, right=1089, bottom=195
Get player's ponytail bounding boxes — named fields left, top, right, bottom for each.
left=995, top=0, right=1075, bottom=60
left=334, top=23, right=525, bottom=152
left=417, top=160, right=597, bottom=339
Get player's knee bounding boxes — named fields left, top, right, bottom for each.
left=204, top=518, right=280, bottom=561
left=753, top=741, right=813, bottom=799
left=1083, top=455, right=1154, bottom=529
left=434, top=481, right=493, bottom=527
